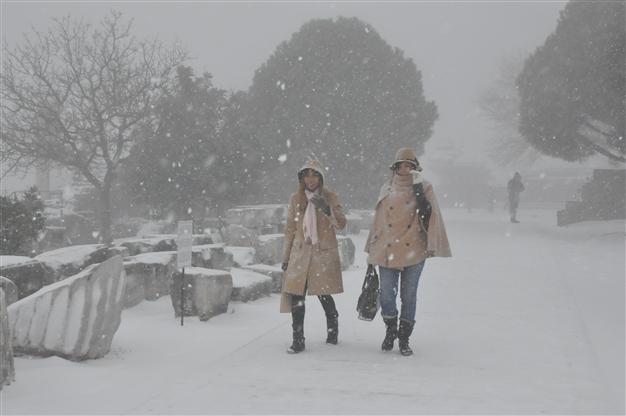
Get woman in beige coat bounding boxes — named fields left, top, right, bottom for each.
left=280, top=159, right=346, bottom=354
left=365, top=148, right=451, bottom=356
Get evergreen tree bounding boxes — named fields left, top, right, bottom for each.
left=124, top=66, right=259, bottom=220
left=517, top=1, right=625, bottom=162
left=0, top=187, right=45, bottom=255
left=247, top=17, right=438, bottom=206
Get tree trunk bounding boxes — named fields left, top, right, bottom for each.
left=98, top=176, right=114, bottom=244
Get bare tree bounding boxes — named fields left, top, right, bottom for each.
left=1, top=11, right=187, bottom=242
left=478, top=53, right=541, bottom=166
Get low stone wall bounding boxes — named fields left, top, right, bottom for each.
left=0, top=288, right=15, bottom=390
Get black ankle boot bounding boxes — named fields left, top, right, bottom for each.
left=288, top=330, right=305, bottom=354
left=326, top=314, right=338, bottom=345
left=398, top=319, right=415, bottom=356
left=381, top=317, right=398, bottom=351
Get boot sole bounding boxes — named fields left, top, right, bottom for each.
left=286, top=348, right=304, bottom=354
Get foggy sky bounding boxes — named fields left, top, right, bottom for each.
left=1, top=1, right=567, bottom=172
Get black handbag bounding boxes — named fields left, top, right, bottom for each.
left=356, top=264, right=380, bottom=321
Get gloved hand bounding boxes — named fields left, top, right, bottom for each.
left=311, top=194, right=331, bottom=216
left=281, top=262, right=288, bottom=271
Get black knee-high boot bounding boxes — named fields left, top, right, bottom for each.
left=288, top=295, right=305, bottom=354
left=318, top=295, right=338, bottom=344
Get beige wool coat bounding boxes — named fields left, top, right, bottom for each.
left=365, top=177, right=451, bottom=269
left=279, top=185, right=347, bottom=312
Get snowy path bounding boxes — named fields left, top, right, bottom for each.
left=3, top=209, right=624, bottom=414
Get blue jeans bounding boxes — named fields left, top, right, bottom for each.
left=379, top=262, right=425, bottom=323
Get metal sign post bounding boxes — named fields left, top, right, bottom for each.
left=177, top=220, right=193, bottom=326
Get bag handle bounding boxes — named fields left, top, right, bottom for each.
left=362, top=264, right=376, bottom=290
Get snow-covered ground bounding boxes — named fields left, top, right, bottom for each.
left=3, top=209, right=624, bottom=414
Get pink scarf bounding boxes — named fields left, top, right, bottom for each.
left=303, top=190, right=318, bottom=245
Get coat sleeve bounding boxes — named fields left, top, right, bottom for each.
left=364, top=182, right=389, bottom=254
left=327, top=192, right=346, bottom=230
left=282, top=194, right=297, bottom=264
left=424, top=183, right=452, bottom=258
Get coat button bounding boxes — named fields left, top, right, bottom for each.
left=387, top=243, right=392, bottom=247
left=407, top=224, right=411, bottom=229
left=406, top=243, right=410, bottom=246
left=389, top=206, right=394, bottom=210
left=388, top=224, right=392, bottom=227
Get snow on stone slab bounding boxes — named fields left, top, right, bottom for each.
left=7, top=255, right=126, bottom=361
left=241, top=264, right=283, bottom=293
left=35, top=244, right=106, bottom=270
left=0, top=256, right=33, bottom=268
left=224, top=246, right=255, bottom=267
left=229, top=268, right=273, bottom=302
left=191, top=244, right=233, bottom=269
left=124, top=251, right=176, bottom=266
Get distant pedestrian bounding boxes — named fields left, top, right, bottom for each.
left=365, top=148, right=451, bottom=356
left=280, top=158, right=347, bottom=354
left=507, top=172, right=525, bottom=223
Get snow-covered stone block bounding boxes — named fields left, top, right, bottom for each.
left=348, top=209, right=375, bottom=231
left=7, top=256, right=126, bottom=361
left=108, top=245, right=130, bottom=258
left=0, top=276, right=19, bottom=306
left=113, top=235, right=176, bottom=256
left=254, top=234, right=284, bottom=265
left=0, top=288, right=15, bottom=390
left=34, top=244, right=111, bottom=282
left=344, top=213, right=364, bottom=235
left=0, top=256, right=33, bottom=268
left=191, top=244, right=234, bottom=270
left=337, top=236, right=355, bottom=271
left=241, top=264, right=283, bottom=294
left=170, top=267, right=232, bottom=321
left=224, top=246, right=256, bottom=267
left=225, top=204, right=286, bottom=232
left=230, top=268, right=273, bottom=302
left=225, top=224, right=259, bottom=247
left=192, top=234, right=213, bottom=246
left=0, top=257, right=47, bottom=299
left=122, top=252, right=176, bottom=308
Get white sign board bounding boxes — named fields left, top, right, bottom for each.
left=177, top=220, right=193, bottom=269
